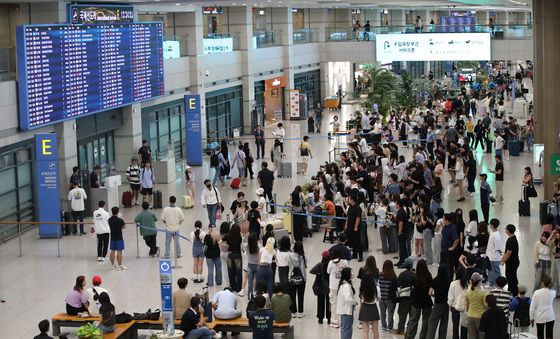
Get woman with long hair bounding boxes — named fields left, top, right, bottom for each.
left=479, top=294, right=508, bottom=339
left=184, top=166, right=195, bottom=205
left=243, top=142, right=254, bottom=180
left=426, top=264, right=451, bottom=339
left=218, top=222, right=231, bottom=288
left=448, top=267, right=468, bottom=339
left=430, top=176, right=443, bottom=218
left=289, top=241, right=307, bottom=317
left=242, top=233, right=259, bottom=297
left=359, top=270, right=381, bottom=339
left=337, top=267, right=357, bottom=339
left=96, top=292, right=115, bottom=333
left=65, top=275, right=89, bottom=315
left=404, top=259, right=433, bottom=339
left=310, top=250, right=332, bottom=324
left=222, top=223, right=243, bottom=292
left=465, top=209, right=479, bottom=240
left=203, top=224, right=222, bottom=286
left=433, top=208, right=445, bottom=267
left=256, top=236, right=276, bottom=295
left=522, top=166, right=535, bottom=202
left=534, top=231, right=553, bottom=292
left=464, top=272, right=487, bottom=339
left=419, top=203, right=435, bottom=265
left=530, top=274, right=556, bottom=339
left=276, top=236, right=292, bottom=293
left=454, top=155, right=466, bottom=202
left=357, top=255, right=380, bottom=329
left=190, top=220, right=206, bottom=283
left=378, top=260, right=397, bottom=332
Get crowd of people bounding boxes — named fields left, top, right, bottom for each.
left=49, top=74, right=560, bottom=339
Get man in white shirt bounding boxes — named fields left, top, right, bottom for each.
left=212, top=288, right=242, bottom=320
left=486, top=218, right=503, bottom=288
left=494, top=132, right=505, bottom=158
left=372, top=118, right=383, bottom=144
left=357, top=136, right=369, bottom=156
left=272, top=123, right=286, bottom=153
left=201, top=179, right=222, bottom=228
left=92, top=200, right=111, bottom=261
left=68, top=182, right=87, bottom=236
left=85, top=275, right=110, bottom=316
left=161, top=195, right=185, bottom=259
left=360, top=111, right=371, bottom=143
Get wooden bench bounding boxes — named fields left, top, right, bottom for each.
left=207, top=318, right=294, bottom=339
left=134, top=318, right=181, bottom=330
left=51, top=313, right=137, bottom=338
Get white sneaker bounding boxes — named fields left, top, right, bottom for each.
left=112, top=265, right=119, bottom=270
left=97, top=257, right=103, bottom=262
left=358, top=322, right=363, bottom=329
left=212, top=333, right=222, bottom=339
left=118, top=265, right=128, bottom=270
left=330, top=323, right=340, bottom=328
left=297, top=313, right=304, bottom=318
left=291, top=313, right=297, bottom=318
left=237, top=290, right=245, bottom=297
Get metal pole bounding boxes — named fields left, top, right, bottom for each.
left=18, top=224, right=22, bottom=257
left=136, top=224, right=140, bottom=259
left=57, top=223, right=60, bottom=257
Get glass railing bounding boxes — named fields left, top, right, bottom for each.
left=0, top=47, right=16, bottom=82
left=163, top=35, right=187, bottom=59
left=293, top=28, right=319, bottom=44
left=326, top=24, right=533, bottom=41
left=254, top=30, right=282, bottom=48
left=202, top=32, right=238, bottom=55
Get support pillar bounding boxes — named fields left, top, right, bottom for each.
left=114, top=104, right=142, bottom=174
left=55, top=120, right=77, bottom=209
left=273, top=7, right=294, bottom=90
left=533, top=0, right=543, bottom=144
left=536, top=0, right=560, bottom=198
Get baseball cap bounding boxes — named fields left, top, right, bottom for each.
left=470, top=272, right=483, bottom=282
left=256, top=188, right=264, bottom=195
left=404, top=257, right=414, bottom=269
left=92, top=275, right=102, bottom=285
left=322, top=250, right=331, bottom=259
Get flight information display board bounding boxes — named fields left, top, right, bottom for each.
left=16, top=22, right=164, bottom=130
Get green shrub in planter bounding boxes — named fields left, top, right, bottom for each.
left=75, top=323, right=102, bottom=339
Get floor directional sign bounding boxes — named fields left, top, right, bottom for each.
left=159, top=259, right=174, bottom=334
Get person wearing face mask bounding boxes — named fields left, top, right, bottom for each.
left=201, top=179, right=223, bottom=228
left=534, top=231, right=553, bottom=292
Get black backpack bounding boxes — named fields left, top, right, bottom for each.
left=513, top=297, right=530, bottom=327
left=210, top=153, right=219, bottom=167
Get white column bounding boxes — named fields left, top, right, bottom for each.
left=114, top=104, right=143, bottom=174
left=309, top=8, right=328, bottom=42
left=389, top=9, right=406, bottom=26
left=55, top=120, right=78, bottom=208
left=272, top=7, right=294, bottom=88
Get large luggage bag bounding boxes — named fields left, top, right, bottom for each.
left=486, top=139, right=493, bottom=154
left=182, top=195, right=193, bottom=209
left=152, top=189, right=163, bottom=209
left=540, top=201, right=550, bottom=225
left=121, top=191, right=132, bottom=208
left=296, top=162, right=305, bottom=174
left=277, top=161, right=292, bottom=178
left=509, top=140, right=520, bottom=156
left=230, top=177, right=241, bottom=189
left=61, top=209, right=72, bottom=235
left=518, top=198, right=530, bottom=217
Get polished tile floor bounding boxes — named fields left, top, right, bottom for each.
left=0, top=103, right=557, bottom=338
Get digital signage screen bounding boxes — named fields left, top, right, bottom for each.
left=376, top=33, right=491, bottom=63
left=67, top=4, right=134, bottom=24
left=16, top=22, right=164, bottom=130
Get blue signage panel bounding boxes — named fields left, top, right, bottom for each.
left=185, top=95, right=203, bottom=166
left=34, top=134, right=61, bottom=238
left=67, top=4, right=134, bottom=24
left=159, top=259, right=174, bottom=333
left=16, top=22, right=164, bottom=130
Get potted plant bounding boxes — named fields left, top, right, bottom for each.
left=75, top=323, right=102, bottom=339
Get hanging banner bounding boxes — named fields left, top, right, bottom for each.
left=185, top=95, right=203, bottom=166
left=34, top=134, right=61, bottom=238
left=159, top=259, right=174, bottom=334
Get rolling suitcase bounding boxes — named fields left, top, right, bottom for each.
left=296, top=162, right=305, bottom=174
left=486, top=139, right=493, bottom=153
left=518, top=198, right=530, bottom=217
left=230, top=177, right=241, bottom=189
left=61, top=209, right=72, bottom=235
left=277, top=161, right=292, bottom=178
left=152, top=189, right=163, bottom=209
left=121, top=191, right=132, bottom=208
left=509, top=140, right=520, bottom=156
left=540, top=201, right=550, bottom=225
left=182, top=195, right=193, bottom=209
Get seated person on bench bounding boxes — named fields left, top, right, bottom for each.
left=181, top=296, right=219, bottom=339
left=96, top=292, right=115, bottom=334
left=247, top=295, right=275, bottom=339
left=34, top=319, right=54, bottom=339
left=212, top=287, right=242, bottom=320
left=65, top=275, right=89, bottom=316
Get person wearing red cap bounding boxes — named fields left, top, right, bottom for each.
left=310, top=250, right=332, bottom=324
left=86, top=275, right=110, bottom=316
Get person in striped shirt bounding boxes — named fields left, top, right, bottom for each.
left=126, top=157, right=141, bottom=205
left=489, top=276, right=513, bottom=319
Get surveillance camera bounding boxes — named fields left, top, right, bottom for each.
left=205, top=70, right=210, bottom=77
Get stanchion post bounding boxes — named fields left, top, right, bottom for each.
left=290, top=209, right=294, bottom=236
left=136, top=224, right=140, bottom=259
left=18, top=223, right=22, bottom=257
left=57, top=223, right=60, bottom=257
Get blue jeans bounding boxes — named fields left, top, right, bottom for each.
left=164, top=230, right=181, bottom=258
left=206, top=203, right=219, bottom=228
left=488, top=260, right=501, bottom=287
left=423, top=229, right=433, bottom=264
left=206, top=256, right=222, bottom=286
left=495, top=148, right=503, bottom=158
left=247, top=263, right=258, bottom=296
left=398, top=233, right=410, bottom=264
left=227, top=252, right=243, bottom=292
left=526, top=133, right=533, bottom=151
left=340, top=312, right=354, bottom=339
left=430, top=200, right=440, bottom=218
left=256, top=265, right=274, bottom=295
left=187, top=326, right=213, bottom=339
left=212, top=167, right=223, bottom=186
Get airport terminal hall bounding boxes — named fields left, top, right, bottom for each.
left=3, top=0, right=560, bottom=338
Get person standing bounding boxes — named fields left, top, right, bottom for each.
left=92, top=200, right=111, bottom=261
left=108, top=206, right=127, bottom=270
left=394, top=258, right=414, bottom=335
left=254, top=125, right=265, bottom=159
left=486, top=218, right=503, bottom=288
left=137, top=139, right=152, bottom=167
left=69, top=166, right=81, bottom=188
left=378, top=260, right=398, bottom=332
left=529, top=275, right=556, bottom=339
left=34, top=319, right=54, bottom=339
left=231, top=144, right=247, bottom=185
left=479, top=173, right=492, bottom=222
left=161, top=196, right=185, bottom=259
left=184, top=166, right=196, bottom=205
left=425, top=264, right=450, bottom=339
left=257, top=162, right=275, bottom=214
left=363, top=20, right=371, bottom=41
left=89, top=165, right=101, bottom=188
left=404, top=259, right=433, bottom=339
left=314, top=103, right=324, bottom=133
left=353, top=20, right=362, bottom=41
left=464, top=272, right=487, bottom=339
left=465, top=151, right=477, bottom=198
left=441, top=213, right=460, bottom=281
left=489, top=154, right=504, bottom=204
left=126, top=157, right=141, bottom=205
left=345, top=194, right=363, bottom=262
left=134, top=201, right=159, bottom=257
left=395, top=199, right=411, bottom=267
left=203, top=225, right=222, bottom=287
left=500, top=224, right=519, bottom=296
left=271, top=123, right=285, bottom=153
left=337, top=267, right=358, bottom=339
left=68, top=182, right=88, bottom=236
left=310, top=250, right=332, bottom=324
left=299, top=136, right=313, bottom=175
left=201, top=179, right=222, bottom=228
left=288, top=241, right=307, bottom=317
left=140, top=161, right=155, bottom=207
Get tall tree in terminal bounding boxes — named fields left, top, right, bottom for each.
left=361, top=67, right=397, bottom=118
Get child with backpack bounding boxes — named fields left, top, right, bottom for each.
left=510, top=284, right=531, bottom=332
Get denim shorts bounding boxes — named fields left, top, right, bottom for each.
left=110, top=240, right=125, bottom=251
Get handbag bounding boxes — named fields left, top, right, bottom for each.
left=149, top=309, right=161, bottom=320
left=526, top=185, right=537, bottom=198
left=289, top=256, right=305, bottom=286
left=115, top=312, right=133, bottom=323
left=312, top=275, right=323, bottom=296
left=397, top=286, right=411, bottom=299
